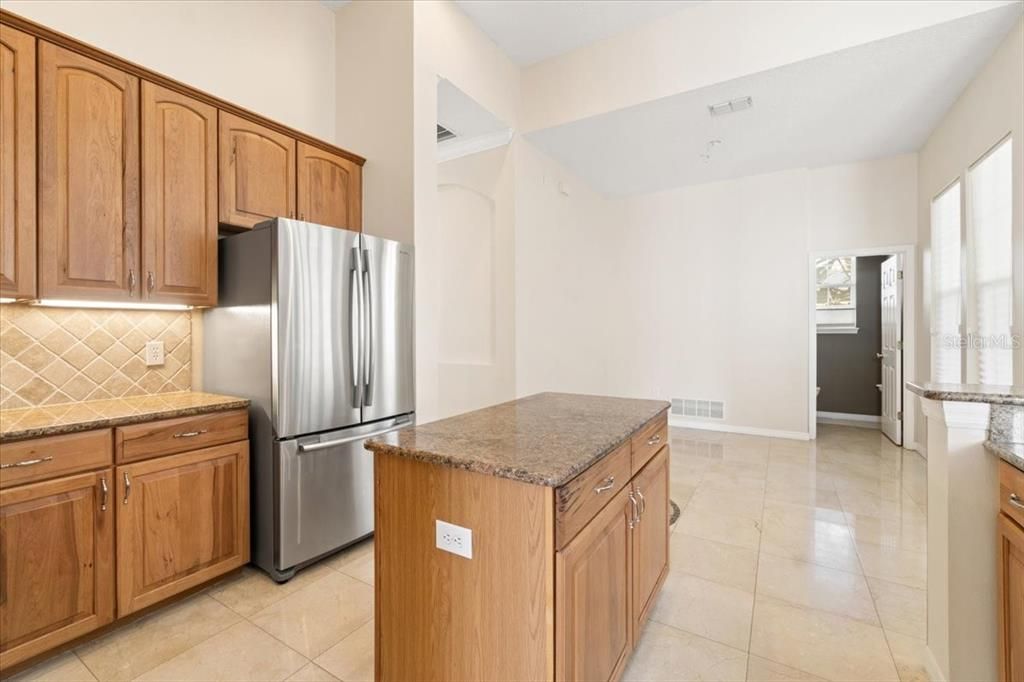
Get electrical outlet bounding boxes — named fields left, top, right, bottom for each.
left=144, top=341, right=165, bottom=367
left=435, top=519, right=472, bottom=559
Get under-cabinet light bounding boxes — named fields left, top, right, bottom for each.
left=0, top=297, right=15, bottom=304
left=33, top=299, right=191, bottom=311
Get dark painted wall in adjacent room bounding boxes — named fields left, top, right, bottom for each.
left=817, top=255, right=886, bottom=416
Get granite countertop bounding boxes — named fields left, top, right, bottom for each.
left=0, top=391, right=250, bottom=442
left=907, top=381, right=1024, bottom=407
left=986, top=440, right=1024, bottom=473
left=365, top=392, right=670, bottom=487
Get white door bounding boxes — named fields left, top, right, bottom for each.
left=880, top=255, right=903, bottom=445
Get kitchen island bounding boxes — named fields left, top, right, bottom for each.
left=365, top=392, right=670, bottom=682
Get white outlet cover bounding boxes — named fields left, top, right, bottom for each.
left=144, top=341, right=165, bottom=367
left=435, top=519, right=472, bottom=559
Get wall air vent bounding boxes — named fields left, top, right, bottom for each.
left=436, top=124, right=457, bottom=142
left=672, top=397, right=725, bottom=420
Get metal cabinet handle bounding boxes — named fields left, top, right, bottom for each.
left=100, top=477, right=109, bottom=512
left=1010, top=493, right=1024, bottom=511
left=0, top=456, right=53, bottom=469
left=147, top=271, right=155, bottom=292
left=123, top=472, right=131, bottom=504
left=128, top=269, right=136, bottom=295
left=173, top=429, right=208, bottom=439
left=594, top=476, right=615, bottom=494
left=628, top=491, right=639, bottom=529
left=647, top=434, right=662, bottom=446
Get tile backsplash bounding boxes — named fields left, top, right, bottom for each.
left=0, top=306, right=191, bottom=409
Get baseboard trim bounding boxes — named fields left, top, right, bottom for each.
left=668, top=415, right=810, bottom=441
left=905, top=441, right=927, bottom=459
left=816, top=411, right=881, bottom=429
left=923, top=644, right=946, bottom=682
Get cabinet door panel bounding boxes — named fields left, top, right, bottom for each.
left=556, top=485, right=632, bottom=682
left=0, top=25, right=36, bottom=300
left=142, top=82, right=217, bottom=305
left=38, top=42, right=139, bottom=301
left=1000, top=513, right=1024, bottom=682
left=0, top=470, right=114, bottom=671
left=297, top=141, right=362, bottom=230
left=117, top=441, right=249, bottom=616
left=633, top=446, right=669, bottom=629
left=218, top=111, right=295, bottom=229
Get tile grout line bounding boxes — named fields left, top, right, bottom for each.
left=743, top=441, right=770, bottom=682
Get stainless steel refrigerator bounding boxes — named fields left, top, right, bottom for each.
left=204, top=218, right=414, bottom=582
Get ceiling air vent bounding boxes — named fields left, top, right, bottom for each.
left=436, top=124, right=456, bottom=142
left=672, top=397, right=725, bottom=420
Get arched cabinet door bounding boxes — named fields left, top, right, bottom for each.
left=296, top=141, right=363, bottom=231
left=142, top=82, right=217, bottom=306
left=38, top=42, right=140, bottom=301
left=218, top=111, right=295, bottom=229
left=0, top=25, right=36, bottom=300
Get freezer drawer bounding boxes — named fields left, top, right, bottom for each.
left=275, top=415, right=412, bottom=571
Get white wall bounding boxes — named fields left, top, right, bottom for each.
left=4, top=0, right=337, bottom=141
left=916, top=17, right=1024, bottom=405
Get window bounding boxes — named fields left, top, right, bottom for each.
left=816, top=256, right=857, bottom=333
left=931, top=181, right=962, bottom=383
left=967, top=136, right=1014, bottom=385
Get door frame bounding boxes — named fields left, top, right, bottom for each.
left=807, top=244, right=918, bottom=447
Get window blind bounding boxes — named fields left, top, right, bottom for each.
left=931, top=182, right=962, bottom=383
left=968, top=137, right=1014, bottom=385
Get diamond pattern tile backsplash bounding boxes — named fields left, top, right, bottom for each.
left=0, top=306, right=192, bottom=409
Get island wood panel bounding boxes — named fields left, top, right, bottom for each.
left=374, top=453, right=555, bottom=682
left=1000, top=512, right=1024, bottom=682
left=116, top=441, right=249, bottom=616
left=218, top=111, right=296, bottom=229
left=631, top=446, right=669, bottom=630
left=0, top=24, right=35, bottom=300
left=0, top=429, right=112, bottom=489
left=555, top=484, right=633, bottom=682
left=297, top=141, right=362, bottom=230
left=38, top=42, right=139, bottom=301
left=0, top=469, right=114, bottom=671
left=141, top=82, right=217, bottom=305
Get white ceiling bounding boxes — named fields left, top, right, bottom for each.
left=526, top=4, right=1023, bottom=197
left=454, top=1, right=704, bottom=66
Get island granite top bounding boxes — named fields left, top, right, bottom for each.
left=365, top=392, right=670, bottom=487
left=986, top=441, right=1024, bottom=473
left=0, top=391, right=250, bottom=442
left=906, top=382, right=1024, bottom=407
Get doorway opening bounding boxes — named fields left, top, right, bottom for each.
left=807, top=246, right=918, bottom=447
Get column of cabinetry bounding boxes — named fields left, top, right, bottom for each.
left=0, top=410, right=249, bottom=673
left=998, top=460, right=1024, bottom=682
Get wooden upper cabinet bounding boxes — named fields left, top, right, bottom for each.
left=142, top=82, right=217, bottom=306
left=116, top=441, right=249, bottom=616
left=219, top=111, right=295, bottom=229
left=631, top=446, right=669, bottom=631
left=297, top=141, right=362, bottom=230
left=0, top=25, right=36, bottom=300
left=38, top=42, right=140, bottom=302
left=0, top=470, right=115, bottom=671
left=556, top=485, right=633, bottom=682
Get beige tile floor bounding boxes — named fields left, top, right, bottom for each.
left=9, top=425, right=929, bottom=682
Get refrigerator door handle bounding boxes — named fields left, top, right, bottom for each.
left=362, top=248, right=375, bottom=406
left=350, top=246, right=364, bottom=407
left=297, top=418, right=413, bottom=452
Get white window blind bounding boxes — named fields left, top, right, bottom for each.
left=967, top=137, right=1014, bottom=385
left=931, top=182, right=962, bottom=383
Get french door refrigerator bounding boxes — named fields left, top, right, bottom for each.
left=204, top=218, right=414, bottom=581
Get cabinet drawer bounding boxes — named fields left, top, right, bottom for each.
left=1000, top=461, right=1024, bottom=528
left=0, top=429, right=112, bottom=489
left=556, top=441, right=632, bottom=549
left=115, top=409, right=248, bottom=463
left=631, top=411, right=668, bottom=474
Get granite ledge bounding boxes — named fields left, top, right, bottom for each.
left=0, top=392, right=250, bottom=442
left=986, top=440, right=1024, bottom=473
left=907, top=381, right=1024, bottom=407
left=366, top=392, right=670, bottom=487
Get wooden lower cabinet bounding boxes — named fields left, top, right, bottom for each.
left=0, top=470, right=115, bottom=670
left=556, top=486, right=634, bottom=682
left=116, top=441, right=249, bottom=616
left=999, top=511, right=1024, bottom=682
